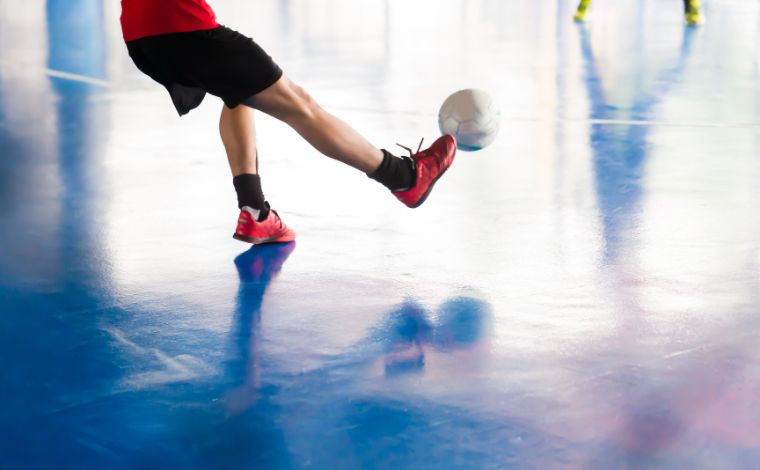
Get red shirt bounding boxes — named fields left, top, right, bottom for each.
left=121, top=0, right=219, bottom=42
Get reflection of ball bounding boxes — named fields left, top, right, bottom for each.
left=433, top=296, right=492, bottom=349
left=438, top=89, right=501, bottom=151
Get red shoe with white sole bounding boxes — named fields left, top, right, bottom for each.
left=233, top=206, right=296, bottom=245
left=392, top=135, right=457, bottom=208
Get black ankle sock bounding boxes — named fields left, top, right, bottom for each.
left=368, top=150, right=416, bottom=191
left=233, top=174, right=269, bottom=219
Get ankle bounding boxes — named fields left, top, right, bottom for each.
left=368, top=150, right=416, bottom=191
left=233, top=173, right=268, bottom=212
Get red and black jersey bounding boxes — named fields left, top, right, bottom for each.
left=121, top=0, right=219, bottom=42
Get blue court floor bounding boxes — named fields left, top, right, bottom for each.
left=2, top=0, right=760, bottom=468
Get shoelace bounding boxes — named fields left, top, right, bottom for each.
left=395, top=137, right=425, bottom=158
left=271, top=210, right=284, bottom=228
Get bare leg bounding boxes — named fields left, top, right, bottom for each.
left=243, top=76, right=383, bottom=175
left=220, top=104, right=258, bottom=176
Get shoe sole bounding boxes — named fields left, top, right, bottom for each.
left=407, top=163, right=452, bottom=209
left=232, top=233, right=296, bottom=244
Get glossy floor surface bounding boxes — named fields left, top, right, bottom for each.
left=2, top=0, right=760, bottom=468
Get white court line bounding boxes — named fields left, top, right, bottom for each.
left=583, top=117, right=760, bottom=129
left=0, top=60, right=111, bottom=88
left=3, top=62, right=759, bottom=129
left=43, top=68, right=111, bottom=88
left=326, top=105, right=760, bottom=129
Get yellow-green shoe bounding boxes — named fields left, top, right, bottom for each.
left=574, top=0, right=591, bottom=22
left=685, top=1, right=705, bottom=26
left=685, top=11, right=705, bottom=26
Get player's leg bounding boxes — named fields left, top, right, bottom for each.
left=574, top=0, right=592, bottom=22
left=125, top=29, right=295, bottom=245
left=242, top=76, right=385, bottom=175
left=243, top=75, right=455, bottom=208
left=189, top=25, right=454, bottom=211
left=244, top=75, right=456, bottom=208
left=220, top=103, right=258, bottom=176
left=220, top=103, right=295, bottom=244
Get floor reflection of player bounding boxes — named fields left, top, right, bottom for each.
left=226, top=248, right=493, bottom=409
left=558, top=23, right=726, bottom=465
left=379, top=297, right=493, bottom=376
left=208, top=252, right=566, bottom=467
left=226, top=242, right=296, bottom=412
left=578, top=24, right=696, bottom=261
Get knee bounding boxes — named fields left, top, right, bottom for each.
left=278, top=79, right=321, bottom=120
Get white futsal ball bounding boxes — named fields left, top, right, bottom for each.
left=438, top=89, right=501, bottom=151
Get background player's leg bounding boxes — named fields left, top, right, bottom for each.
left=243, top=76, right=383, bottom=175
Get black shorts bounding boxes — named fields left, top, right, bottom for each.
left=126, top=26, right=283, bottom=116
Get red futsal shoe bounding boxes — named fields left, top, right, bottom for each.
left=233, top=206, right=296, bottom=245
left=392, top=135, right=457, bottom=208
